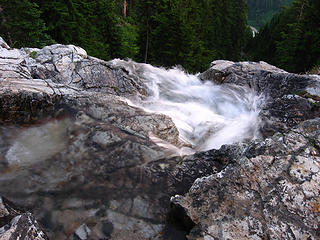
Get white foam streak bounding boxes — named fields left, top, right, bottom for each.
left=112, top=59, right=264, bottom=152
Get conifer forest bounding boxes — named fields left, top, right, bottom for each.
left=0, top=0, right=319, bottom=73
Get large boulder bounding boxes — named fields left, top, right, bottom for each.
left=21, top=45, right=147, bottom=97
left=171, top=118, right=320, bottom=239
left=0, top=37, right=219, bottom=239
left=0, top=38, right=184, bottom=239
left=0, top=37, right=319, bottom=240
left=200, top=60, right=320, bottom=136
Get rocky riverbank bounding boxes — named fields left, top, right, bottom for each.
left=0, top=37, right=319, bottom=239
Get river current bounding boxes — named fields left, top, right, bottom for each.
left=111, top=59, right=264, bottom=153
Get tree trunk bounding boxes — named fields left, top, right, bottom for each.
left=123, top=0, right=127, bottom=17
left=144, top=20, right=149, bottom=63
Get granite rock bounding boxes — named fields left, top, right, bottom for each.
left=0, top=37, right=319, bottom=240
left=171, top=118, right=320, bottom=240
left=0, top=197, right=48, bottom=240
left=200, top=60, right=320, bottom=136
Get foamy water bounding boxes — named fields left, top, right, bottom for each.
left=111, top=59, right=264, bottom=152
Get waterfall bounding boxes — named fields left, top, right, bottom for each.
left=111, top=59, right=264, bottom=152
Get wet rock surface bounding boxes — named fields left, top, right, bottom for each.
left=0, top=38, right=182, bottom=239
left=0, top=38, right=319, bottom=239
left=200, top=60, right=320, bottom=136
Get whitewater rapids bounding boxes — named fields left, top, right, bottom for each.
left=111, top=59, right=264, bottom=152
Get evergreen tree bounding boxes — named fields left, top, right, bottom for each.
left=247, top=0, right=320, bottom=73
left=135, top=0, right=248, bottom=72
left=0, top=0, right=54, bottom=48
left=247, top=0, right=294, bottom=29
left=1, top=0, right=251, bottom=72
left=118, top=18, right=140, bottom=59
left=135, top=0, right=155, bottom=63
left=33, top=0, right=138, bottom=60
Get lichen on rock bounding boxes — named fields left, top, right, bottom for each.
left=171, top=119, right=320, bottom=240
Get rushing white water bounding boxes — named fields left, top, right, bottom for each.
left=111, top=59, right=264, bottom=152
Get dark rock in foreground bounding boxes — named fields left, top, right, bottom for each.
left=172, top=118, right=320, bottom=239
left=0, top=37, right=319, bottom=239
left=0, top=196, right=48, bottom=240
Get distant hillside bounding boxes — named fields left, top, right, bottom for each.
left=247, top=0, right=294, bottom=29
left=246, top=0, right=320, bottom=73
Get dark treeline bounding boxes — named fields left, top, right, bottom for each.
left=0, top=0, right=319, bottom=73
left=247, top=0, right=320, bottom=73
left=0, top=0, right=248, bottom=72
left=247, top=0, right=294, bottom=29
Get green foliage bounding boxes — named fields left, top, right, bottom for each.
left=30, top=0, right=140, bottom=61
left=308, top=63, right=320, bottom=75
left=247, top=0, right=294, bottom=29
left=29, top=51, right=37, bottom=59
left=0, top=0, right=54, bottom=48
left=33, top=0, right=117, bottom=60
left=118, top=19, right=139, bottom=59
left=247, top=0, right=320, bottom=73
left=134, top=0, right=248, bottom=72
left=1, top=0, right=249, bottom=72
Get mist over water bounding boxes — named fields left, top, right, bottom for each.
left=112, top=59, right=264, bottom=152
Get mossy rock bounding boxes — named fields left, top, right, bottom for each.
left=29, top=51, right=37, bottom=59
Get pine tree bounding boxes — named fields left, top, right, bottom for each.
left=0, top=0, right=54, bottom=48
left=247, top=0, right=320, bottom=73
left=33, top=0, right=138, bottom=60
left=247, top=0, right=294, bottom=29
left=133, top=0, right=249, bottom=72
left=0, top=0, right=252, bottom=72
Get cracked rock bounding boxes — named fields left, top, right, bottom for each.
left=0, top=197, right=48, bottom=240
left=0, top=36, right=319, bottom=240
left=171, top=119, right=320, bottom=240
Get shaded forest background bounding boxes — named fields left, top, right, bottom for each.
left=0, top=0, right=319, bottom=73
left=247, top=0, right=294, bottom=29
left=247, top=0, right=320, bottom=73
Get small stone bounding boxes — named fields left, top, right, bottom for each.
left=92, top=131, right=121, bottom=147
left=74, top=224, right=91, bottom=240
